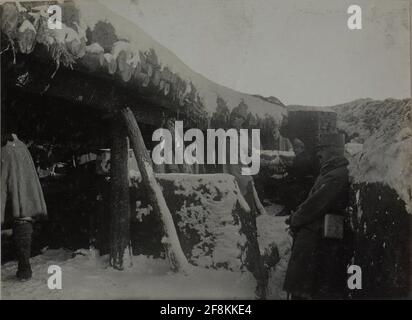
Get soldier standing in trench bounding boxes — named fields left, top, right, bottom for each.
left=283, top=133, right=351, bottom=299
left=223, top=104, right=268, bottom=299
left=1, top=133, right=48, bottom=281
left=276, top=138, right=316, bottom=216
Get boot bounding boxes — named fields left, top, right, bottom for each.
left=13, top=220, right=33, bottom=281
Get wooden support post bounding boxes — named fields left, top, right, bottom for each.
left=109, top=120, right=131, bottom=270
left=120, top=107, right=191, bottom=273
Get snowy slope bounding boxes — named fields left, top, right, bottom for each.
left=287, top=105, right=334, bottom=112
left=332, top=98, right=412, bottom=213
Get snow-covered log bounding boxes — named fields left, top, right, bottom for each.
left=1, top=3, right=19, bottom=37
left=65, top=27, right=86, bottom=59
left=17, top=20, right=36, bottom=54
left=80, top=43, right=104, bottom=71
left=112, top=41, right=134, bottom=82
left=116, top=51, right=133, bottom=82
left=99, top=53, right=117, bottom=75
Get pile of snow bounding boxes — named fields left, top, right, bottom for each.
left=333, top=98, right=412, bottom=213
left=153, top=174, right=251, bottom=271
left=256, top=203, right=291, bottom=299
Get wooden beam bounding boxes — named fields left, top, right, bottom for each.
left=120, top=107, right=191, bottom=273
left=109, top=120, right=131, bottom=270
left=5, top=50, right=208, bottom=128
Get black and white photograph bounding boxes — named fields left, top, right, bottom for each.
left=0, top=0, right=411, bottom=302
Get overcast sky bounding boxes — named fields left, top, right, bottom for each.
left=101, top=0, right=410, bottom=106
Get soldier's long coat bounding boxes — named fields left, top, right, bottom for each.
left=283, top=156, right=350, bottom=298
left=1, top=135, right=47, bottom=227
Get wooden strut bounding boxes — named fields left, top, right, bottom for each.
left=109, top=121, right=131, bottom=270
left=120, top=107, right=191, bottom=274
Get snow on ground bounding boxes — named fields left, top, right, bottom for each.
left=1, top=250, right=256, bottom=300
left=256, top=203, right=292, bottom=300
left=1, top=203, right=291, bottom=300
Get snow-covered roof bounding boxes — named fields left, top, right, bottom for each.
left=1, top=0, right=285, bottom=121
